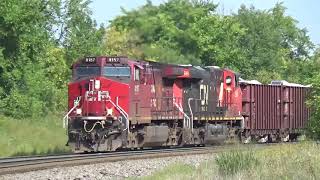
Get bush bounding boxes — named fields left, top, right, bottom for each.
left=0, top=61, right=67, bottom=118
left=306, top=73, right=320, bottom=139
left=215, top=150, right=259, bottom=175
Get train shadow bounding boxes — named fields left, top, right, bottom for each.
left=11, top=146, right=71, bottom=157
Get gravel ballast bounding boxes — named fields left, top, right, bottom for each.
left=0, top=154, right=214, bottom=180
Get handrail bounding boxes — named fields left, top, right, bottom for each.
left=187, top=98, right=200, bottom=133
left=63, top=96, right=81, bottom=129
left=173, top=101, right=191, bottom=129
left=116, top=97, right=129, bottom=120
left=106, top=96, right=129, bottom=133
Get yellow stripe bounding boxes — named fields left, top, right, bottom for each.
left=194, top=116, right=242, bottom=121
left=129, top=116, right=242, bottom=121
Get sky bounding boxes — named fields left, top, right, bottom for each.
left=90, top=0, right=319, bottom=45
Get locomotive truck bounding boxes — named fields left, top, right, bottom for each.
left=64, top=56, right=310, bottom=152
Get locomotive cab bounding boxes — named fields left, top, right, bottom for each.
left=69, top=56, right=130, bottom=117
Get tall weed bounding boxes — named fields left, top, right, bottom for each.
left=215, top=150, right=259, bottom=175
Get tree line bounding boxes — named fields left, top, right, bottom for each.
left=0, top=0, right=320, bottom=137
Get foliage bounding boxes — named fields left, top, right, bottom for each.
left=109, top=0, right=218, bottom=64
left=60, top=0, right=105, bottom=65
left=0, top=0, right=61, bottom=118
left=103, top=27, right=144, bottom=58
left=107, top=0, right=320, bottom=138
left=234, top=3, right=314, bottom=80
left=0, top=0, right=103, bottom=118
left=192, top=15, right=246, bottom=71
left=306, top=49, right=320, bottom=139
left=107, top=1, right=314, bottom=81
left=0, top=0, right=319, bottom=137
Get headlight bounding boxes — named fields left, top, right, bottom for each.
left=226, top=76, right=232, bottom=85
left=95, top=80, right=100, bottom=90
left=76, top=108, right=82, bottom=115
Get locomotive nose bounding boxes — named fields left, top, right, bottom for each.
left=81, top=78, right=110, bottom=116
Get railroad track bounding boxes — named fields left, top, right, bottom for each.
left=0, top=143, right=281, bottom=175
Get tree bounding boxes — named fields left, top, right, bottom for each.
left=0, top=0, right=64, bottom=118
left=192, top=15, right=246, bottom=71
left=234, top=3, right=314, bottom=81
left=0, top=0, right=316, bottom=119
left=102, top=27, right=144, bottom=58
left=60, top=0, right=105, bottom=65
left=306, top=48, right=320, bottom=139
left=307, top=74, right=320, bottom=139
left=0, top=0, right=104, bottom=118
left=108, top=0, right=218, bottom=64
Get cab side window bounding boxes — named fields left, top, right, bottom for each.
left=235, top=74, right=239, bottom=87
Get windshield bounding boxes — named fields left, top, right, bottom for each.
left=75, top=66, right=100, bottom=79
left=103, top=67, right=130, bottom=77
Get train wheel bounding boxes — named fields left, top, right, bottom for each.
left=269, top=134, right=278, bottom=143
left=258, top=135, right=268, bottom=143
left=280, top=130, right=290, bottom=142
left=241, top=131, right=251, bottom=144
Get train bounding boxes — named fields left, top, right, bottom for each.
left=63, top=56, right=310, bottom=152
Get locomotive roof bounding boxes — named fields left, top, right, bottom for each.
left=73, top=56, right=229, bottom=79
left=74, top=56, right=220, bottom=69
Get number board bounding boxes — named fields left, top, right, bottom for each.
left=107, top=57, right=121, bottom=63
left=84, top=57, right=96, bottom=63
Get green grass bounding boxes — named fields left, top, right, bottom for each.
left=136, top=142, right=320, bottom=180
left=0, top=114, right=70, bottom=157
left=215, top=150, right=259, bottom=175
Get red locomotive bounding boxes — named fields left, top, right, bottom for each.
left=64, top=56, right=310, bottom=152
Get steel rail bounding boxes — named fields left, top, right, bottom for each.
left=0, top=143, right=283, bottom=175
